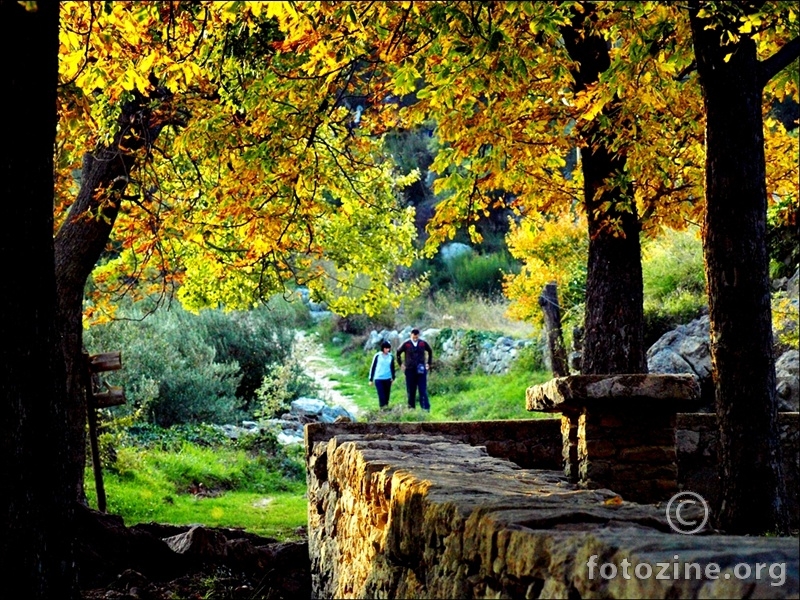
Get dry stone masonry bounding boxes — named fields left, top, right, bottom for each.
left=526, top=374, right=702, bottom=503
left=305, top=428, right=799, bottom=599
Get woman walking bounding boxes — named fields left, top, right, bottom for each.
left=369, top=341, right=396, bottom=408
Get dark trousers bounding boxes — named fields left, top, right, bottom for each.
left=405, top=370, right=430, bottom=410
left=375, top=379, right=392, bottom=408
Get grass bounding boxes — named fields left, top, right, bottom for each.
left=395, top=290, right=536, bottom=338
left=85, top=438, right=308, bottom=540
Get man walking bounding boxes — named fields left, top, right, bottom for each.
left=396, top=328, right=433, bottom=411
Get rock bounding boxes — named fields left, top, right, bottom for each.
left=421, top=328, right=440, bottom=348
left=647, top=316, right=713, bottom=407
left=310, top=310, right=333, bottom=322
left=776, top=349, right=799, bottom=412
left=526, top=374, right=701, bottom=413
left=788, top=268, right=799, bottom=298
left=277, top=432, right=304, bottom=445
left=291, top=397, right=326, bottom=417
left=364, top=329, right=401, bottom=351
left=307, top=433, right=800, bottom=599
left=320, top=404, right=355, bottom=424
left=649, top=315, right=800, bottom=412
left=163, top=526, right=229, bottom=558
left=439, top=242, right=473, bottom=264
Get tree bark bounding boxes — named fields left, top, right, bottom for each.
left=55, top=97, right=166, bottom=501
left=689, top=7, right=789, bottom=534
left=562, top=7, right=647, bottom=375
left=0, top=1, right=78, bottom=596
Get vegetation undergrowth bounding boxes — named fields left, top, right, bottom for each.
left=86, top=425, right=307, bottom=540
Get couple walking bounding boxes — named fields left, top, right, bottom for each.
left=368, top=328, right=433, bottom=411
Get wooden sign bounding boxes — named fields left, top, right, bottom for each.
left=92, top=386, right=126, bottom=408
left=88, top=351, right=122, bottom=373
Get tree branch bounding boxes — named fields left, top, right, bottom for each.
left=759, top=35, right=800, bottom=88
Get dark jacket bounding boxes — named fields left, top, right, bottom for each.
left=396, top=338, right=433, bottom=372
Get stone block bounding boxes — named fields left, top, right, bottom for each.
left=526, top=374, right=701, bottom=413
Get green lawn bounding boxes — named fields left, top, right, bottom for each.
left=85, top=440, right=308, bottom=540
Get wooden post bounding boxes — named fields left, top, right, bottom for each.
left=84, top=352, right=107, bottom=513
left=538, top=282, right=568, bottom=377
left=84, top=350, right=125, bottom=513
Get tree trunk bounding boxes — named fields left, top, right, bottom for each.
left=562, top=7, right=647, bottom=375
left=579, top=133, right=646, bottom=375
left=55, top=97, right=166, bottom=501
left=689, top=9, right=789, bottom=534
left=0, top=2, right=78, bottom=596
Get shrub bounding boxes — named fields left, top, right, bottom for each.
left=84, top=297, right=305, bottom=427
left=199, top=304, right=297, bottom=411
left=254, top=359, right=317, bottom=419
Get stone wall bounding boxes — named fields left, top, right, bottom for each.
left=306, top=431, right=799, bottom=599
left=305, top=419, right=562, bottom=470
left=677, top=412, right=799, bottom=529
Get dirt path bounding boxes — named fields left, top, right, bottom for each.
left=293, top=331, right=360, bottom=417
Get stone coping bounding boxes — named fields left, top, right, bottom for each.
left=527, top=374, right=702, bottom=413
left=303, top=418, right=560, bottom=460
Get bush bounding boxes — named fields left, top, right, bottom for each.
left=84, top=297, right=306, bottom=427
left=254, top=359, right=318, bottom=419
left=199, top=304, right=297, bottom=411
left=642, top=227, right=706, bottom=300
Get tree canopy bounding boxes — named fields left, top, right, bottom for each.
left=56, top=1, right=797, bottom=323
left=57, top=1, right=421, bottom=321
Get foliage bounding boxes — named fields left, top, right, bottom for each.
left=84, top=299, right=307, bottom=426
left=642, top=227, right=706, bottom=300
left=254, top=358, right=318, bottom=420
left=767, top=190, right=799, bottom=278
left=504, top=209, right=588, bottom=327
left=448, top=251, right=519, bottom=298
left=641, top=227, right=708, bottom=346
left=58, top=2, right=424, bottom=323
left=199, top=298, right=312, bottom=410
left=56, top=2, right=797, bottom=327
left=433, top=328, right=501, bottom=375
left=772, top=293, right=799, bottom=353
left=395, top=290, right=535, bottom=339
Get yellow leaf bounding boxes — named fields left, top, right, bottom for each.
left=604, top=496, right=624, bottom=506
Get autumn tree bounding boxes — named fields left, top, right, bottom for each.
left=688, top=0, right=799, bottom=534
left=279, top=2, right=711, bottom=373
left=0, top=1, right=77, bottom=596
left=56, top=2, right=419, bottom=498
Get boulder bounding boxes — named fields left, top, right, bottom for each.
left=320, top=405, right=355, bottom=424
left=364, top=329, right=401, bottom=351
left=647, top=316, right=713, bottom=407
left=649, top=316, right=800, bottom=412
left=290, top=397, right=326, bottom=417
left=439, top=242, right=473, bottom=264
